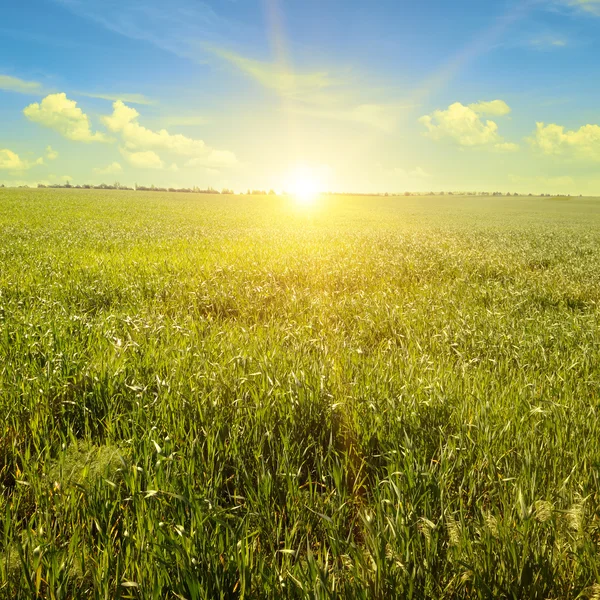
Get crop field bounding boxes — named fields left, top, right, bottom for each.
left=1, top=188, right=600, bottom=598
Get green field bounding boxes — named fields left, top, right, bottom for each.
left=1, top=188, right=600, bottom=598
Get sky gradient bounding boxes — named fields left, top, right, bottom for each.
left=2, top=0, right=600, bottom=194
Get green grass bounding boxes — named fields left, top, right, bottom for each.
left=1, top=188, right=600, bottom=598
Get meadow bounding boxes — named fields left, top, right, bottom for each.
left=1, top=188, right=600, bottom=599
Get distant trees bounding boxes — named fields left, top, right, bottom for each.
left=10, top=184, right=570, bottom=197
left=242, top=189, right=267, bottom=195
left=135, top=185, right=222, bottom=194
left=30, top=182, right=237, bottom=194
left=38, top=182, right=134, bottom=190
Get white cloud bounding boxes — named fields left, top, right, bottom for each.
left=0, top=149, right=30, bottom=171
left=102, top=101, right=237, bottom=168
left=419, top=101, right=517, bottom=150
left=119, top=148, right=164, bottom=169
left=0, top=74, right=42, bottom=95
left=24, top=93, right=110, bottom=142
left=469, top=100, right=511, bottom=117
left=102, top=101, right=139, bottom=131
left=0, top=148, right=44, bottom=171
left=46, top=146, right=58, bottom=160
left=529, top=121, right=600, bottom=159
left=420, top=102, right=500, bottom=146
left=94, top=161, right=123, bottom=175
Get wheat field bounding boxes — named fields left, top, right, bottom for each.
left=1, top=188, right=600, bottom=598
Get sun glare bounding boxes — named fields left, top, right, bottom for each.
left=288, top=166, right=322, bottom=206
left=293, top=180, right=319, bottom=206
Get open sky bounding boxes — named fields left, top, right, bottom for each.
left=2, top=0, right=600, bottom=194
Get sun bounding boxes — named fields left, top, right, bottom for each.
left=293, top=179, right=319, bottom=206
left=287, top=165, right=323, bottom=206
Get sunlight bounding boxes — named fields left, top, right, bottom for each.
left=287, top=165, right=322, bottom=206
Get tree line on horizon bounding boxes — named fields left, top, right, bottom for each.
left=0, top=182, right=578, bottom=198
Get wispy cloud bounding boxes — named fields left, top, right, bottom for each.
left=51, top=0, right=245, bottom=61
left=493, top=24, right=571, bottom=52
left=565, top=0, right=600, bottom=15
left=0, top=74, right=43, bottom=95
left=1, top=72, right=154, bottom=110
left=545, top=0, right=600, bottom=15
left=210, top=47, right=410, bottom=132
left=529, top=35, right=568, bottom=48
left=209, top=47, right=343, bottom=100
left=49, top=0, right=410, bottom=134
left=76, top=92, right=155, bottom=106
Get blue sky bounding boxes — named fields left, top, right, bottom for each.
left=2, top=0, right=600, bottom=193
